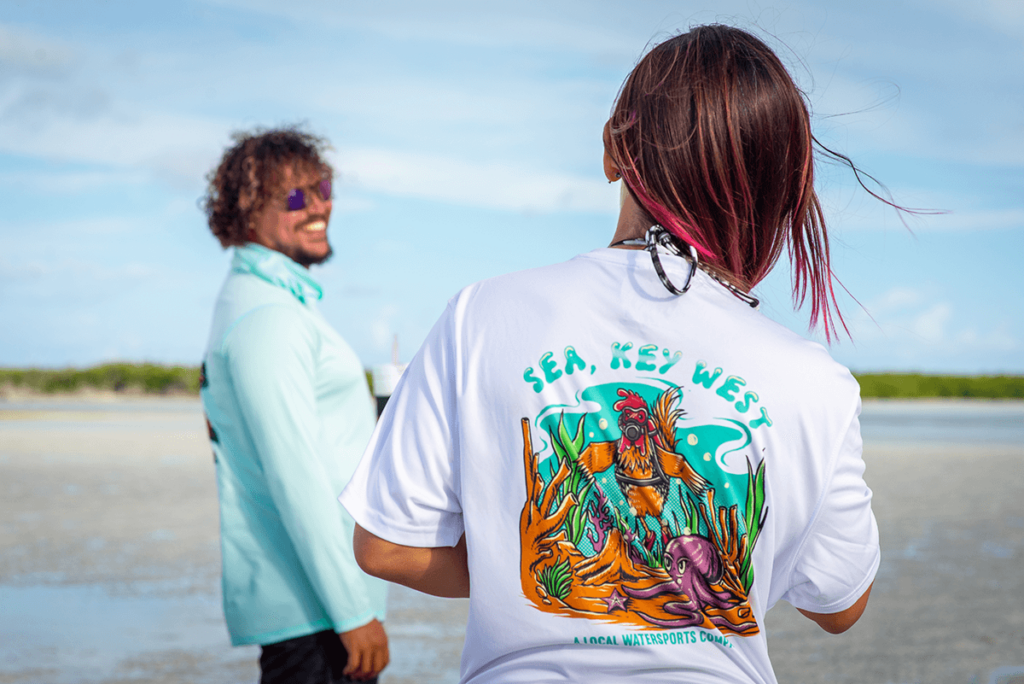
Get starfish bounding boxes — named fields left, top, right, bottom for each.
left=603, top=587, right=629, bottom=612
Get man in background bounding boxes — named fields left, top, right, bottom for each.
left=200, top=128, right=388, bottom=683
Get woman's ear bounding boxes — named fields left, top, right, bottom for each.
left=602, top=120, right=623, bottom=183
left=603, top=148, right=622, bottom=183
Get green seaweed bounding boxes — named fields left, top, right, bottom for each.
left=537, top=556, right=573, bottom=601
left=677, top=483, right=703, bottom=537
left=737, top=458, right=767, bottom=592
left=548, top=412, right=595, bottom=547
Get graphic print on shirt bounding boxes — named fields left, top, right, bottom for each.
left=519, top=346, right=769, bottom=636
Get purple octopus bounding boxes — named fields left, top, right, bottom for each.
left=623, top=534, right=757, bottom=632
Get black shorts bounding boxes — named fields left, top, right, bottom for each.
left=259, top=630, right=378, bottom=684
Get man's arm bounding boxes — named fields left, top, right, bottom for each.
left=354, top=524, right=470, bottom=598
left=225, top=307, right=388, bottom=675
left=796, top=582, right=872, bottom=634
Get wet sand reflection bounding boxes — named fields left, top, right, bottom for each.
left=0, top=398, right=1021, bottom=683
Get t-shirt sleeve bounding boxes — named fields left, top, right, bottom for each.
left=340, top=301, right=465, bottom=548
left=224, top=305, right=378, bottom=632
left=782, top=402, right=880, bottom=614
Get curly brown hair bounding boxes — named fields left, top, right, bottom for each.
left=203, top=127, right=333, bottom=248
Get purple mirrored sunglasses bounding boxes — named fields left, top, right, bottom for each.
left=285, top=179, right=332, bottom=212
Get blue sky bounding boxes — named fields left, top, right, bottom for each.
left=1, top=0, right=1021, bottom=373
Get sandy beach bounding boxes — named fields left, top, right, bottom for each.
left=1, top=397, right=1021, bottom=683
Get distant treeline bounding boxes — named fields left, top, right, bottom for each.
left=1, top=365, right=1023, bottom=399
left=852, top=373, right=1024, bottom=399
left=0, top=364, right=202, bottom=395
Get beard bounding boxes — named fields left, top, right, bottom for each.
left=292, top=242, right=333, bottom=267
left=290, top=214, right=333, bottom=267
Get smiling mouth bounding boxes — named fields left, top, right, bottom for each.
left=302, top=220, right=327, bottom=232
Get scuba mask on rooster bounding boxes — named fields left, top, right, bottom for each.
left=618, top=410, right=648, bottom=443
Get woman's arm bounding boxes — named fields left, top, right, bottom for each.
left=353, top=524, right=470, bottom=598
left=796, top=582, right=873, bottom=634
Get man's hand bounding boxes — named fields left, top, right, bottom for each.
left=339, top=619, right=389, bottom=680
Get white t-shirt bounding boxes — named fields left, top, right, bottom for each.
left=341, top=248, right=879, bottom=684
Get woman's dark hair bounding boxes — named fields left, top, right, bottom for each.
left=608, top=25, right=863, bottom=340
left=203, top=127, right=332, bottom=248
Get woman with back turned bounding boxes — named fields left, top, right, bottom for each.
left=342, top=25, right=882, bottom=683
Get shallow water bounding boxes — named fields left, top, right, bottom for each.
left=1, top=398, right=1021, bottom=683
left=0, top=583, right=244, bottom=683
left=859, top=400, right=1024, bottom=445
left=5, top=397, right=1021, bottom=443
left=0, top=581, right=462, bottom=684
left=0, top=397, right=467, bottom=684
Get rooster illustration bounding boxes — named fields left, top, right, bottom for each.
left=578, top=387, right=709, bottom=527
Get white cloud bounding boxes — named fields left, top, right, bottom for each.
left=1, top=17, right=615, bottom=202
left=0, top=254, right=167, bottom=316
left=198, top=0, right=642, bottom=57
left=816, top=181, right=1024, bottom=233
left=800, top=15, right=1024, bottom=169
left=911, top=303, right=952, bottom=344
left=1, top=0, right=1021, bottom=372
left=813, top=81, right=1024, bottom=169
left=0, top=255, right=159, bottom=284
left=332, top=196, right=376, bottom=214
left=837, top=206, right=1024, bottom=233
left=932, top=0, right=1024, bottom=41
left=0, top=23, right=228, bottom=186
left=946, top=323, right=1019, bottom=353
left=924, top=208, right=1024, bottom=232
left=0, top=169, right=146, bottom=194
left=0, top=107, right=229, bottom=184
left=989, top=0, right=1024, bottom=26
left=876, top=287, right=922, bottom=311
left=0, top=216, right=147, bottom=244
left=847, top=288, right=1018, bottom=354
left=0, top=23, right=75, bottom=76
left=335, top=148, right=618, bottom=214
left=370, top=304, right=400, bottom=351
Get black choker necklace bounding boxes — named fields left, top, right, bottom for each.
left=612, top=226, right=759, bottom=308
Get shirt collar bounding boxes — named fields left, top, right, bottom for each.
left=232, top=242, right=324, bottom=304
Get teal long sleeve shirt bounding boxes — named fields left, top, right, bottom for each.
left=201, top=243, right=386, bottom=646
